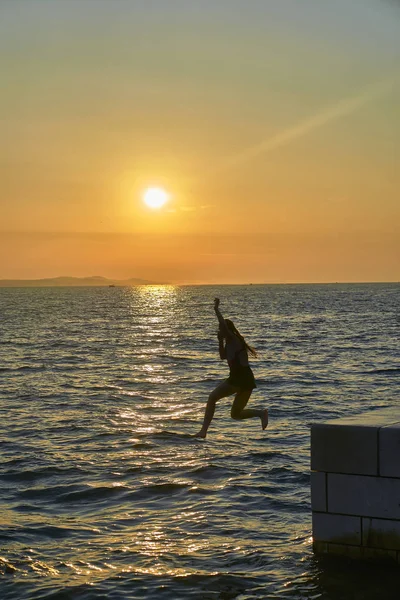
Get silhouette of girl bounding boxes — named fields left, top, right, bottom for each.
left=195, top=298, right=268, bottom=438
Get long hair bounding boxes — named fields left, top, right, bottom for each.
left=224, top=318, right=258, bottom=358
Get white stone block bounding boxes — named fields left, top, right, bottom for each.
left=311, top=410, right=400, bottom=430
left=328, top=474, right=400, bottom=519
left=313, top=512, right=361, bottom=544
left=313, top=540, right=328, bottom=554
left=311, top=410, right=400, bottom=476
left=311, top=471, right=327, bottom=512
left=311, top=423, right=378, bottom=475
left=361, top=547, right=397, bottom=562
left=327, top=544, right=397, bottom=563
left=327, top=543, right=362, bottom=559
left=363, top=517, right=400, bottom=550
left=380, top=423, right=400, bottom=477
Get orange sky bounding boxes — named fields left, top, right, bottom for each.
left=1, top=0, right=399, bottom=283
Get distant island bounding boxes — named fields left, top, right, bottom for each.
left=0, top=276, right=166, bottom=287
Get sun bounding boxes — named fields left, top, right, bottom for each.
left=143, top=187, right=169, bottom=209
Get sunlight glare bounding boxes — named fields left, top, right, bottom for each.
left=143, top=187, right=169, bottom=209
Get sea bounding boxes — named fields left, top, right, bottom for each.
left=1, top=283, right=399, bottom=600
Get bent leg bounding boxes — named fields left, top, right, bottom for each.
left=195, top=382, right=236, bottom=438
left=231, top=391, right=269, bottom=430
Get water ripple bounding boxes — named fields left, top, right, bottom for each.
left=0, top=283, right=399, bottom=599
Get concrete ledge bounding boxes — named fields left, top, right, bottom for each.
left=313, top=512, right=361, bottom=545
left=311, top=410, right=400, bottom=476
left=329, top=544, right=398, bottom=563
left=311, top=409, right=400, bottom=565
left=311, top=472, right=326, bottom=512
left=328, top=473, right=400, bottom=519
left=313, top=541, right=328, bottom=554
left=312, top=541, right=398, bottom=564
left=327, top=543, right=365, bottom=560
left=311, top=422, right=378, bottom=475
left=363, top=517, right=400, bottom=550
left=380, top=423, right=400, bottom=477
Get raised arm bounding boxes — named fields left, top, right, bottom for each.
left=214, top=298, right=231, bottom=338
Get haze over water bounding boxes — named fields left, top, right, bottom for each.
left=1, top=284, right=399, bottom=599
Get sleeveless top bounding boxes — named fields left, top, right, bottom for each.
left=225, top=336, right=249, bottom=370
left=225, top=336, right=256, bottom=390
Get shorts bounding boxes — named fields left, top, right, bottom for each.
left=226, top=366, right=257, bottom=391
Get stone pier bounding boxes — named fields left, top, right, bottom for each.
left=311, top=409, right=400, bottom=564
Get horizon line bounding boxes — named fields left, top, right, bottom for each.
left=0, top=276, right=398, bottom=287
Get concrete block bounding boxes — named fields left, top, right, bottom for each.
left=312, top=409, right=399, bottom=427
left=311, top=410, right=400, bottom=476
left=311, top=472, right=327, bottom=512
left=313, top=541, right=328, bottom=555
left=380, top=423, right=400, bottom=477
left=311, top=423, right=378, bottom=475
left=361, top=547, right=397, bottom=563
left=363, top=517, right=400, bottom=550
left=327, top=543, right=362, bottom=559
left=326, top=544, right=397, bottom=564
left=313, top=512, right=361, bottom=544
left=328, top=474, right=400, bottom=519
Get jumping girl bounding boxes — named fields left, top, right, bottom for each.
left=195, top=298, right=268, bottom=438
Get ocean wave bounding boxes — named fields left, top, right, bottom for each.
left=1, top=283, right=399, bottom=600
left=16, top=483, right=128, bottom=505
left=0, top=524, right=90, bottom=541
left=56, top=485, right=128, bottom=504
left=361, top=367, right=400, bottom=375
left=1, top=465, right=88, bottom=483
left=0, top=365, right=47, bottom=372
left=124, top=481, right=191, bottom=501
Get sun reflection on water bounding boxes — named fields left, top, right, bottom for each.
left=125, top=285, right=185, bottom=388
left=124, top=518, right=212, bottom=577
left=136, top=284, right=180, bottom=306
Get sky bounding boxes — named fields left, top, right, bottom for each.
left=1, top=0, right=399, bottom=284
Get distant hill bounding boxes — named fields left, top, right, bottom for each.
left=0, top=276, right=166, bottom=287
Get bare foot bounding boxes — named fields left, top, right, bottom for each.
left=194, top=431, right=207, bottom=439
left=261, top=409, right=269, bottom=430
